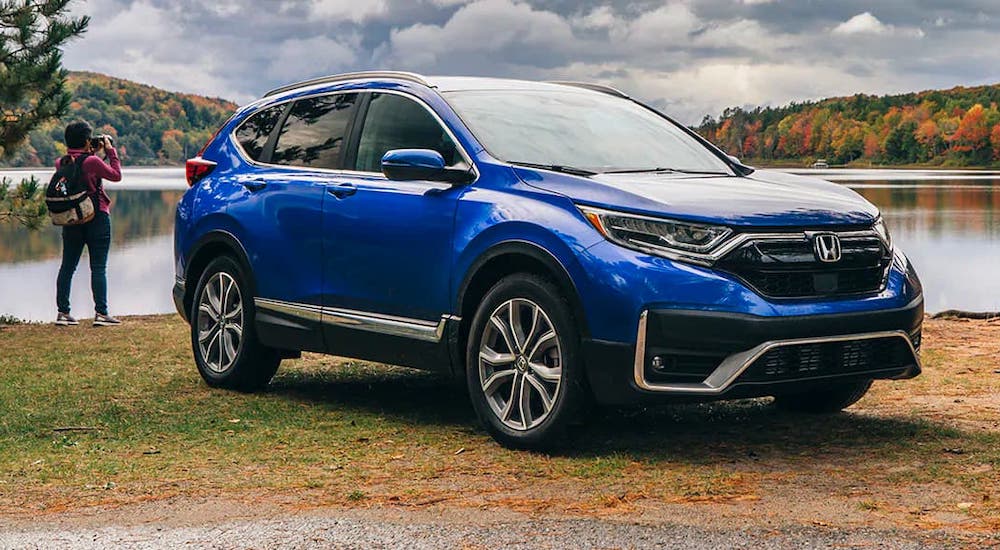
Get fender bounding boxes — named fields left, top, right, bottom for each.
left=183, top=229, right=257, bottom=305
left=455, top=239, right=590, bottom=340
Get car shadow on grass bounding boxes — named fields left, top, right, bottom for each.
left=266, top=365, right=966, bottom=462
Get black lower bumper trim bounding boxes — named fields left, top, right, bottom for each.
left=584, top=296, right=923, bottom=406
left=173, top=280, right=188, bottom=322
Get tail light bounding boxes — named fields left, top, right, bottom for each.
left=186, top=157, right=217, bottom=187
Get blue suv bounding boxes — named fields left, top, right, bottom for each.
left=174, top=72, right=923, bottom=449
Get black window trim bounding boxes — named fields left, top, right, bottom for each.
left=228, top=88, right=479, bottom=184
left=232, top=102, right=289, bottom=164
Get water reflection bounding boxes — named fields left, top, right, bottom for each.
left=851, top=180, right=1000, bottom=313
left=0, top=170, right=997, bottom=320
left=0, top=235, right=174, bottom=321
left=0, top=188, right=180, bottom=321
left=0, top=190, right=182, bottom=264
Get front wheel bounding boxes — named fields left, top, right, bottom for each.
left=465, top=274, right=589, bottom=450
left=191, top=256, right=280, bottom=392
left=772, top=379, right=873, bottom=413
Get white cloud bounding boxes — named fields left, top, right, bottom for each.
left=573, top=6, right=619, bottom=31
left=59, top=0, right=997, bottom=125
left=311, top=0, right=389, bottom=22
left=833, top=12, right=924, bottom=38
left=619, top=3, right=700, bottom=48
left=382, top=0, right=576, bottom=67
left=266, top=36, right=359, bottom=82
left=833, top=12, right=891, bottom=35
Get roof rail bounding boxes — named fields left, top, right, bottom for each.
left=548, top=81, right=629, bottom=98
left=263, top=71, right=431, bottom=98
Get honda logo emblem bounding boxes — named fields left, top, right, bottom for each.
left=813, top=234, right=842, bottom=263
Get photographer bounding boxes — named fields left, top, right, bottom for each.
left=55, top=121, right=123, bottom=327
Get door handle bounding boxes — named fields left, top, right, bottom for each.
left=242, top=179, right=267, bottom=192
left=327, top=183, right=357, bottom=199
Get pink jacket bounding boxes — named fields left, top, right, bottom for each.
left=56, top=147, right=122, bottom=214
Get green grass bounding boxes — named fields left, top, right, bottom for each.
left=0, top=315, right=997, bottom=532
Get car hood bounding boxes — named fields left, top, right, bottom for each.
left=514, top=167, right=879, bottom=227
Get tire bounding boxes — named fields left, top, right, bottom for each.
left=190, top=256, right=280, bottom=392
left=465, top=273, right=589, bottom=450
left=772, top=379, right=873, bottom=413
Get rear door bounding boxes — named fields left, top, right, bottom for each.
left=320, top=91, right=469, bottom=365
left=228, top=92, right=360, bottom=351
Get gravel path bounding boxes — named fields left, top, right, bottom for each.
left=1, top=514, right=989, bottom=549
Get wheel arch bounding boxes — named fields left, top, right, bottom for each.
left=452, top=241, right=590, bottom=373
left=182, top=230, right=256, bottom=318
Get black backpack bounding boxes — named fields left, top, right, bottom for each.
left=45, top=153, right=96, bottom=226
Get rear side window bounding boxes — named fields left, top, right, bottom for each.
left=354, top=93, right=459, bottom=173
left=235, top=105, right=283, bottom=161
left=271, top=93, right=358, bottom=169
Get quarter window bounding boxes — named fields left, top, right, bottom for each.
left=272, top=93, right=358, bottom=169
left=355, top=93, right=459, bottom=173
left=234, top=105, right=283, bottom=162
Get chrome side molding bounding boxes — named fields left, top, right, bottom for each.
left=254, top=298, right=459, bottom=343
left=633, top=311, right=920, bottom=394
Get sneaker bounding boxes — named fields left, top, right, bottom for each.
left=93, top=313, right=122, bottom=327
left=55, top=312, right=79, bottom=326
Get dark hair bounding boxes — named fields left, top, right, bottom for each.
left=64, top=121, right=93, bottom=149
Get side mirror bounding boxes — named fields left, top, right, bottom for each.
left=382, top=148, right=445, bottom=181
left=727, top=154, right=741, bottom=165
left=381, top=149, right=474, bottom=184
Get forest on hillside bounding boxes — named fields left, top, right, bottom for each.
left=696, top=84, right=1000, bottom=167
left=1, top=72, right=237, bottom=167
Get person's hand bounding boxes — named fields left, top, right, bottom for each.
left=103, top=136, right=112, bottom=151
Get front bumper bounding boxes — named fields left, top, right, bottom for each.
left=584, top=295, right=923, bottom=405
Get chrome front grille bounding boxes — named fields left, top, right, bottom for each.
left=716, top=233, right=891, bottom=299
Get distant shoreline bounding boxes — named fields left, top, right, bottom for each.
left=4, top=166, right=1000, bottom=190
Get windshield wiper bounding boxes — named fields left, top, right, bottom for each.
left=509, top=161, right=597, bottom=177
left=602, top=167, right=729, bottom=175
left=602, top=167, right=678, bottom=174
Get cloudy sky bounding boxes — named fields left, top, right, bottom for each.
left=64, top=0, right=1000, bottom=124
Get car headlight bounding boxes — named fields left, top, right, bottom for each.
left=873, top=217, right=892, bottom=250
left=580, top=206, right=732, bottom=262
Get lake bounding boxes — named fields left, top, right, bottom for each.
left=1, top=167, right=997, bottom=321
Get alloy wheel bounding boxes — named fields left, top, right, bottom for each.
left=478, top=298, right=563, bottom=431
left=197, top=272, right=244, bottom=373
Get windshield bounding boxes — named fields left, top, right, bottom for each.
left=444, top=89, right=731, bottom=174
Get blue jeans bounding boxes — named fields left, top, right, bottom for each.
left=57, top=211, right=111, bottom=316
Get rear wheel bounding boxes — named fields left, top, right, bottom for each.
left=191, top=256, right=280, bottom=391
left=772, top=379, right=873, bottom=413
left=466, top=273, right=589, bottom=450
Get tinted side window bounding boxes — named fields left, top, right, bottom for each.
left=355, top=93, right=459, bottom=173
left=272, top=93, right=358, bottom=169
left=235, top=105, right=283, bottom=161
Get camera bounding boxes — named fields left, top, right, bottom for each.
left=89, top=134, right=113, bottom=149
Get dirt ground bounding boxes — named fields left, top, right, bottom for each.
left=1, top=316, right=998, bottom=548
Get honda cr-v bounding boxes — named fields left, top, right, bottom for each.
left=173, top=72, right=923, bottom=449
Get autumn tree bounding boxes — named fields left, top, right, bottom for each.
left=884, top=121, right=919, bottom=164
left=990, top=124, right=1000, bottom=160
left=915, top=119, right=942, bottom=159
left=697, top=83, right=1000, bottom=166
left=0, top=0, right=88, bottom=228
left=950, top=104, right=996, bottom=163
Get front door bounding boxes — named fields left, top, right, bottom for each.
left=320, top=92, right=469, bottom=367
